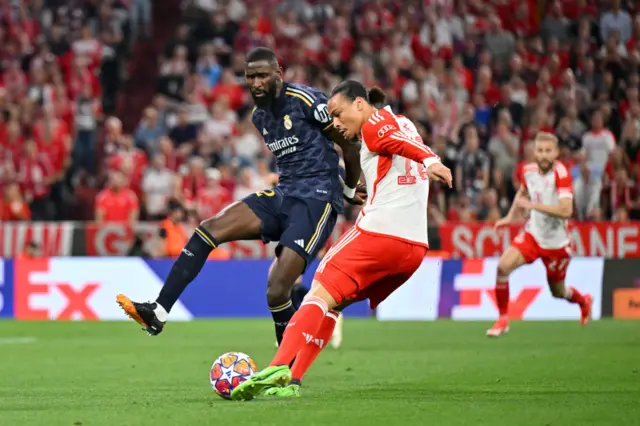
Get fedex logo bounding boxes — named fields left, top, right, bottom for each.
left=13, top=258, right=194, bottom=321
left=15, top=259, right=99, bottom=320
left=438, top=259, right=541, bottom=320
left=437, top=258, right=603, bottom=321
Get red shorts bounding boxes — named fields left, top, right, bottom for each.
left=314, top=227, right=427, bottom=309
left=511, top=232, right=571, bottom=282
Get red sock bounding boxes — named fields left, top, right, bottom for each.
left=495, top=277, right=509, bottom=317
left=270, top=296, right=327, bottom=367
left=567, top=287, right=585, bottom=305
left=290, top=310, right=338, bottom=381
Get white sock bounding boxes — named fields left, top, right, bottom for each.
left=154, top=302, right=169, bottom=322
left=564, top=287, right=573, bottom=300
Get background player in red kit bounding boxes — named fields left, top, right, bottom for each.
left=488, top=132, right=593, bottom=337
left=231, top=81, right=452, bottom=400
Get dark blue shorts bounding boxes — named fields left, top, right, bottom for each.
left=242, top=188, right=338, bottom=265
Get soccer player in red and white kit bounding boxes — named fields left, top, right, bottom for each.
left=231, top=80, right=452, bottom=400
left=487, top=131, right=593, bottom=337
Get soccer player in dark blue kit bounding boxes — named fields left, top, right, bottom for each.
left=116, top=47, right=363, bottom=346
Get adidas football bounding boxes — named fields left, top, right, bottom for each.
left=210, top=352, right=258, bottom=399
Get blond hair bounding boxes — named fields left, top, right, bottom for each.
left=534, top=131, right=558, bottom=145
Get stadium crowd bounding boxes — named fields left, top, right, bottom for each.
left=2, top=0, right=640, bottom=228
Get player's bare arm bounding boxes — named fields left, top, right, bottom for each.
left=426, top=162, right=453, bottom=188
left=326, top=126, right=365, bottom=204
left=514, top=192, right=573, bottom=219
left=494, top=186, right=528, bottom=230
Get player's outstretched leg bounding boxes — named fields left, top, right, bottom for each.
left=231, top=283, right=340, bottom=401
left=267, top=248, right=307, bottom=346
left=116, top=202, right=262, bottom=335
left=487, top=246, right=526, bottom=337
left=264, top=302, right=350, bottom=397
left=548, top=281, right=593, bottom=326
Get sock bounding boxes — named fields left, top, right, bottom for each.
left=270, top=296, right=327, bottom=367
left=156, top=226, right=216, bottom=313
left=290, top=310, right=338, bottom=382
left=269, top=300, right=297, bottom=345
left=153, top=303, right=169, bottom=322
left=565, top=286, right=586, bottom=305
left=291, top=283, right=309, bottom=310
left=495, top=276, right=510, bottom=318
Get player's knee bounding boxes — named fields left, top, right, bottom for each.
left=266, top=278, right=291, bottom=306
left=199, top=216, right=220, bottom=236
left=549, top=283, right=565, bottom=298
left=496, top=262, right=513, bottom=278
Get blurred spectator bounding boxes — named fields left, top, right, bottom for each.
left=233, top=113, right=262, bottom=163
left=233, top=166, right=261, bottom=200
left=158, top=45, right=189, bottom=102
left=1, top=183, right=31, bottom=221
left=107, top=135, right=148, bottom=198
left=488, top=123, right=519, bottom=178
left=142, top=154, right=175, bottom=220
left=135, top=107, right=166, bottom=154
left=130, top=0, right=153, bottom=42
left=17, top=140, right=54, bottom=221
left=210, top=69, right=244, bottom=110
left=477, top=188, right=503, bottom=222
left=600, top=0, right=632, bottom=43
left=180, top=156, right=208, bottom=203
left=447, top=193, right=477, bottom=222
left=484, top=13, right=515, bottom=64
left=455, top=125, right=489, bottom=200
left=540, top=1, right=571, bottom=43
left=577, top=110, right=616, bottom=218
left=95, top=171, right=140, bottom=224
left=556, top=69, right=591, bottom=114
left=196, top=168, right=232, bottom=220
left=607, top=167, right=640, bottom=219
left=104, top=117, right=125, bottom=157
left=156, top=201, right=187, bottom=258
left=169, top=108, right=198, bottom=148
left=20, top=241, right=41, bottom=259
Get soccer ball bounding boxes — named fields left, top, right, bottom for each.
left=210, top=352, right=258, bottom=399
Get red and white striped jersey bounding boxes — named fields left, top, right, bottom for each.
left=519, top=161, right=573, bottom=249
left=357, top=106, right=440, bottom=247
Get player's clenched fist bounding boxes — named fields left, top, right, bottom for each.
left=426, top=162, right=453, bottom=188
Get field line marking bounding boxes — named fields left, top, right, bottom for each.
left=0, top=337, right=38, bottom=344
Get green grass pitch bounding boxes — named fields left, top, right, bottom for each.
left=0, top=320, right=638, bottom=426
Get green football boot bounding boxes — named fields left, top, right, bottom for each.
left=230, top=365, right=292, bottom=401
left=263, top=384, right=301, bottom=398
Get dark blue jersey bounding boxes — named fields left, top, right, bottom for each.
left=251, top=82, right=343, bottom=213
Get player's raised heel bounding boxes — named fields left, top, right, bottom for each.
left=230, top=365, right=292, bottom=401
left=116, top=294, right=165, bottom=336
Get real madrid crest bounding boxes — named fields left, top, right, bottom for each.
left=284, top=115, right=292, bottom=130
